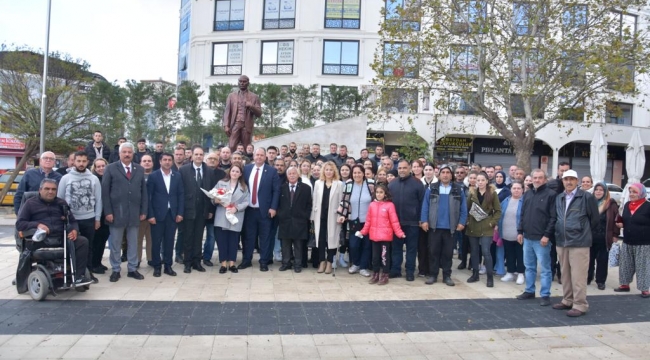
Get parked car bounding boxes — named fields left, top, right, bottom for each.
left=643, top=179, right=650, bottom=199
left=0, top=171, right=24, bottom=206
left=606, top=183, right=623, bottom=205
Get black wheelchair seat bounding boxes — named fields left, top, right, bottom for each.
left=32, top=248, right=64, bottom=262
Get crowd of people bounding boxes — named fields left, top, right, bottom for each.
left=13, top=132, right=650, bottom=316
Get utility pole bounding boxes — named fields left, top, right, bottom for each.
left=39, top=0, right=52, bottom=156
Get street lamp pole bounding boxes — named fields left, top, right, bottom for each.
left=39, top=0, right=52, bottom=156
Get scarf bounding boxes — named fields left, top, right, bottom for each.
left=495, top=171, right=507, bottom=189
left=629, top=199, right=646, bottom=215
left=594, top=182, right=609, bottom=214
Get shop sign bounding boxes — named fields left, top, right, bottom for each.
left=0, top=137, right=25, bottom=150
left=436, top=137, right=473, bottom=153
left=474, top=139, right=514, bottom=154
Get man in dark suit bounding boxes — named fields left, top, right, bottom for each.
left=178, top=145, right=222, bottom=273
left=240, top=148, right=280, bottom=271
left=147, top=153, right=185, bottom=277
left=102, top=142, right=148, bottom=282
left=277, top=167, right=312, bottom=272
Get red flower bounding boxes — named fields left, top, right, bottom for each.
left=216, top=188, right=226, bottom=195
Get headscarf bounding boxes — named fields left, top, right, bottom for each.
left=593, top=182, right=610, bottom=214
left=494, top=171, right=508, bottom=189
left=628, top=182, right=647, bottom=215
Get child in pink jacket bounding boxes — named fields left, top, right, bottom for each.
left=356, top=184, right=405, bottom=285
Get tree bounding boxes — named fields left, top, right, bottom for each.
left=289, top=84, right=319, bottom=131
left=87, top=79, right=127, bottom=146
left=250, top=83, right=289, bottom=137
left=0, top=47, right=97, bottom=201
left=124, top=80, right=153, bottom=141
left=176, top=80, right=205, bottom=145
left=373, top=0, right=650, bottom=172
left=320, top=85, right=368, bottom=123
left=208, top=82, right=235, bottom=147
left=149, top=82, right=180, bottom=144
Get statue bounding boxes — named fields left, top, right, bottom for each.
left=223, top=75, right=262, bottom=151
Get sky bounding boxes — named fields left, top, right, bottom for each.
left=0, top=0, right=180, bottom=84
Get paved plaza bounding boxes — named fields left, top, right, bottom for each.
left=0, top=233, right=649, bottom=359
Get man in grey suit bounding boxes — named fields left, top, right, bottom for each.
left=102, top=142, right=148, bottom=282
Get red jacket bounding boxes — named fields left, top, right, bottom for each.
left=359, top=200, right=405, bottom=241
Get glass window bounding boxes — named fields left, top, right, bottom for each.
left=513, top=2, right=546, bottom=36
left=214, top=0, right=245, bottom=31
left=511, top=94, right=544, bottom=118
left=383, top=43, right=418, bottom=78
left=511, top=48, right=541, bottom=83
left=382, top=88, right=418, bottom=113
left=449, top=93, right=478, bottom=115
left=322, top=40, right=359, bottom=75
left=325, top=0, right=361, bottom=29
left=385, top=0, right=420, bottom=31
left=212, top=42, right=243, bottom=75
left=607, top=102, right=633, bottom=125
left=452, top=0, right=486, bottom=33
left=562, top=4, right=587, bottom=30
left=261, top=41, right=294, bottom=75
left=263, top=0, right=295, bottom=29
left=450, top=45, right=478, bottom=80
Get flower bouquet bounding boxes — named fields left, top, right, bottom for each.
left=201, top=187, right=233, bottom=204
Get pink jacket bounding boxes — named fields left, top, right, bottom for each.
left=359, top=200, right=405, bottom=241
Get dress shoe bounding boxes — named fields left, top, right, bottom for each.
left=388, top=272, right=401, bottom=279
left=443, top=277, right=455, bottom=287
left=279, top=264, right=292, bottom=271
left=597, top=283, right=606, bottom=290
left=101, top=264, right=108, bottom=271
left=566, top=309, right=585, bottom=317
left=229, top=266, right=238, bottom=273
left=153, top=268, right=161, bottom=277
left=203, top=259, right=214, bottom=267
left=552, top=303, right=572, bottom=310
left=164, top=267, right=177, bottom=276
left=237, top=262, right=252, bottom=270
left=192, top=264, right=206, bottom=272
left=516, top=292, right=535, bottom=300
left=184, top=265, right=191, bottom=273
left=219, top=266, right=227, bottom=274
left=614, top=285, right=630, bottom=292
left=92, top=266, right=105, bottom=275
left=457, top=261, right=467, bottom=270
left=406, top=274, right=415, bottom=281
left=127, top=271, right=144, bottom=280
left=425, top=276, right=437, bottom=285
left=147, top=261, right=154, bottom=267
left=539, top=296, right=551, bottom=306
left=260, top=264, right=269, bottom=272
left=294, top=267, right=302, bottom=273
left=109, top=272, right=120, bottom=282
left=369, top=272, right=380, bottom=284
left=90, top=274, right=99, bottom=284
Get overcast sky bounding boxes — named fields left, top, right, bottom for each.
left=0, top=0, right=180, bottom=84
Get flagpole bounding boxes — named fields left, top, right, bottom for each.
left=39, top=0, right=52, bottom=156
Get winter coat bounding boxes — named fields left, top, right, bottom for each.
left=311, top=180, right=344, bottom=249
left=550, top=189, right=599, bottom=248
left=466, top=186, right=502, bottom=237
left=359, top=200, right=405, bottom=241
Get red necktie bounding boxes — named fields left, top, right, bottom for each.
left=252, top=167, right=259, bottom=205
left=126, top=167, right=131, bottom=180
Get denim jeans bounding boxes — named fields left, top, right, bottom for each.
left=390, top=226, right=419, bottom=276
left=523, top=238, right=552, bottom=297
left=202, top=219, right=215, bottom=261
left=349, top=228, right=371, bottom=270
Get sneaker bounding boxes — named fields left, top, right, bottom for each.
left=516, top=273, right=525, bottom=285
left=516, top=291, right=535, bottom=300
left=344, top=253, right=349, bottom=263
left=273, top=251, right=282, bottom=262
left=74, top=277, right=93, bottom=287
left=479, top=265, right=486, bottom=275
left=359, top=269, right=371, bottom=277
left=338, top=254, right=348, bottom=268
left=348, top=265, right=360, bottom=274
left=540, top=296, right=551, bottom=306
left=501, top=273, right=515, bottom=282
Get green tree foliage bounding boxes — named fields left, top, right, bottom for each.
left=373, top=0, right=650, bottom=172
left=124, top=79, right=153, bottom=141
left=149, top=82, right=179, bottom=144
left=289, top=84, right=319, bottom=131
left=250, top=83, right=289, bottom=137
left=87, top=79, right=127, bottom=146
left=208, top=82, right=235, bottom=147
left=0, top=46, right=97, bottom=201
left=319, top=85, right=368, bottom=123
left=176, top=80, right=205, bottom=146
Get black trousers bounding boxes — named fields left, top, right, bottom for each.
left=182, top=216, right=206, bottom=266
left=281, top=238, right=304, bottom=268
left=417, top=229, right=429, bottom=275
left=588, top=238, right=609, bottom=284
left=77, top=218, right=96, bottom=270
left=469, top=236, right=493, bottom=276
left=29, top=236, right=88, bottom=279
left=317, top=220, right=337, bottom=263
left=459, top=233, right=471, bottom=264
left=503, top=240, right=525, bottom=273
left=429, top=229, right=454, bottom=278
left=551, top=239, right=561, bottom=279
left=372, top=241, right=391, bottom=273
left=92, top=222, right=109, bottom=268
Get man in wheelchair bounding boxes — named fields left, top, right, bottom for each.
left=16, top=179, right=93, bottom=292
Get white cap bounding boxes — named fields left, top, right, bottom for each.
left=562, top=169, right=578, bottom=179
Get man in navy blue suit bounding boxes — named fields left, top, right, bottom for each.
left=240, top=147, right=280, bottom=271
left=147, top=153, right=185, bottom=277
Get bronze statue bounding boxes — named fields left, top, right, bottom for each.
left=223, top=75, right=262, bottom=151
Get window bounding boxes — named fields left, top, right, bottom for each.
left=449, top=93, right=479, bottom=115
left=511, top=48, right=541, bottom=83
left=513, top=2, right=546, bottom=36
left=562, top=4, right=587, bottom=31
left=263, top=0, right=295, bottom=29
left=214, top=0, right=245, bottom=31
left=382, top=88, right=418, bottom=113
left=324, top=0, right=361, bottom=29
left=607, top=11, right=637, bottom=91
left=451, top=0, right=486, bottom=34
left=385, top=0, right=420, bottom=31
left=211, top=42, right=243, bottom=75
left=559, top=106, right=585, bottom=121
left=450, top=45, right=478, bottom=80
left=611, top=11, right=637, bottom=39
left=322, top=40, right=359, bottom=75
left=511, top=94, right=544, bottom=118
left=383, top=43, right=418, bottom=78
left=260, top=41, right=294, bottom=75
left=607, top=102, right=633, bottom=125
left=561, top=51, right=585, bottom=87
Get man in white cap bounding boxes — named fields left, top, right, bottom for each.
left=548, top=169, right=599, bottom=317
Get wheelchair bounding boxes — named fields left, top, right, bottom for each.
left=14, top=191, right=91, bottom=301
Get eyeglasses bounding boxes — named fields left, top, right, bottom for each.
left=41, top=157, right=55, bottom=161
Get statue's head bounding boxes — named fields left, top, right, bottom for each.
left=238, top=75, right=250, bottom=91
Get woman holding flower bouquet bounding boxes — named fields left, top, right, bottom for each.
left=213, top=163, right=250, bottom=274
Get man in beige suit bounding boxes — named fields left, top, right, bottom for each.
left=223, top=75, right=262, bottom=151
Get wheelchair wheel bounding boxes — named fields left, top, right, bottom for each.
left=27, top=270, right=49, bottom=301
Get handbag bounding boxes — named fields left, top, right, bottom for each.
left=307, top=221, right=316, bottom=248
left=469, top=202, right=489, bottom=222
left=492, top=229, right=503, bottom=247
left=608, top=242, right=620, bottom=267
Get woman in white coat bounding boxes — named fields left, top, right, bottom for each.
left=311, top=161, right=344, bottom=274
